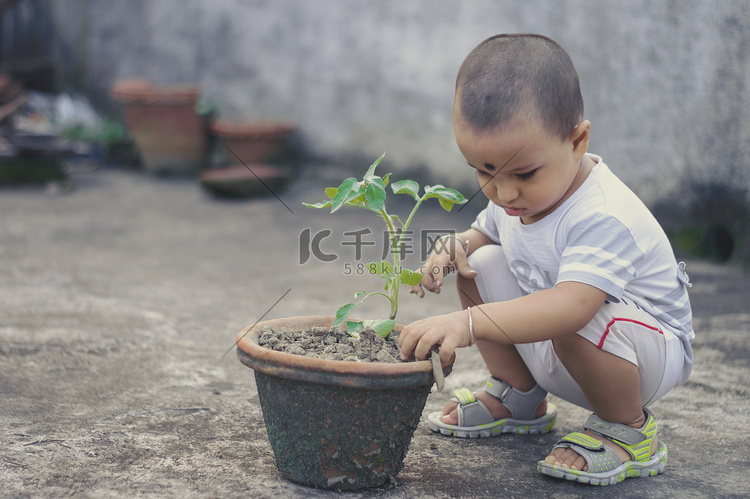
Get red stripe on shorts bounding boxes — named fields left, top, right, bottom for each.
left=598, top=318, right=663, bottom=349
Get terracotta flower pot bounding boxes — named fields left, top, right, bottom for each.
left=111, top=80, right=208, bottom=176
left=235, top=316, right=452, bottom=490
left=210, top=120, right=294, bottom=164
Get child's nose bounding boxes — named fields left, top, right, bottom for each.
left=496, top=181, right=519, bottom=204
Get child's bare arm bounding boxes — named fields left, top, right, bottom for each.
left=399, top=281, right=607, bottom=362
left=410, top=228, right=494, bottom=298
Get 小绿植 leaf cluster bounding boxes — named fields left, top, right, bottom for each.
left=304, top=153, right=467, bottom=338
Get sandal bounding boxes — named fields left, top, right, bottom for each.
left=427, top=376, right=557, bottom=438
left=537, top=408, right=668, bottom=486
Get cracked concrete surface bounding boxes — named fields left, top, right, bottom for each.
left=1, top=167, right=748, bottom=498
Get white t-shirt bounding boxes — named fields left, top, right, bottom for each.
left=471, top=154, right=694, bottom=354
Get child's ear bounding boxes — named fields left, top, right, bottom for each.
left=570, top=120, right=591, bottom=158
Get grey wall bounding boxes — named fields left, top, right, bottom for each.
left=52, top=0, right=750, bottom=207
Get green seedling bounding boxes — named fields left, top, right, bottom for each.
left=304, top=153, right=467, bottom=338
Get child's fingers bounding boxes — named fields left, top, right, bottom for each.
left=414, top=329, right=448, bottom=361
left=435, top=335, right=459, bottom=364
left=419, top=269, right=442, bottom=294
left=399, top=318, right=449, bottom=361
left=400, top=312, right=467, bottom=361
left=430, top=261, right=454, bottom=289
left=409, top=283, right=425, bottom=298
left=414, top=252, right=461, bottom=295
left=453, top=249, right=477, bottom=279
left=398, top=323, right=415, bottom=359
left=399, top=319, right=431, bottom=360
left=457, top=260, right=477, bottom=279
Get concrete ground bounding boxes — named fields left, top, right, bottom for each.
left=1, top=165, right=748, bottom=498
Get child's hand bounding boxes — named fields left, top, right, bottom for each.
left=398, top=310, right=470, bottom=363
left=410, top=236, right=477, bottom=298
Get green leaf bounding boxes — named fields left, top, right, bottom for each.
left=363, top=319, right=395, bottom=338
left=302, top=200, right=332, bottom=209
left=399, top=268, right=424, bottom=286
left=346, top=320, right=364, bottom=337
left=304, top=186, right=340, bottom=209
left=345, top=183, right=366, bottom=205
left=423, top=185, right=467, bottom=212
left=347, top=194, right=366, bottom=205
left=438, top=197, right=455, bottom=211
left=367, top=260, right=393, bottom=276
left=330, top=177, right=358, bottom=213
left=382, top=173, right=391, bottom=187
left=364, top=153, right=386, bottom=179
left=365, top=181, right=386, bottom=212
left=391, top=179, right=420, bottom=201
left=333, top=302, right=357, bottom=327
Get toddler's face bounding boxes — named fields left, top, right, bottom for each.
left=453, top=114, right=590, bottom=224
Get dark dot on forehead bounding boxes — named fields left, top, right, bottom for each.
left=484, top=163, right=496, bottom=171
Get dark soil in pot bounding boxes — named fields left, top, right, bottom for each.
left=257, top=325, right=402, bottom=363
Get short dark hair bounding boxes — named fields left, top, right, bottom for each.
left=455, top=33, right=583, bottom=141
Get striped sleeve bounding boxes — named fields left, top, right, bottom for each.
left=557, top=214, right=644, bottom=300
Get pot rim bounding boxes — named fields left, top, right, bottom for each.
left=235, top=316, right=453, bottom=389
left=111, top=81, right=199, bottom=105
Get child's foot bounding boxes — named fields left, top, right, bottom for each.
left=538, top=409, right=666, bottom=486
left=542, top=412, right=658, bottom=472
left=439, top=388, right=549, bottom=425
left=428, top=378, right=556, bottom=437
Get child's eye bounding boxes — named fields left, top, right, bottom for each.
left=516, top=169, right=538, bottom=181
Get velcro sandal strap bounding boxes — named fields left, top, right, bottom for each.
left=559, top=432, right=605, bottom=451
left=483, top=376, right=547, bottom=420
left=553, top=432, right=622, bottom=474
left=583, top=409, right=659, bottom=463
left=453, top=388, right=476, bottom=406
left=584, top=413, right=646, bottom=446
left=451, top=388, right=493, bottom=427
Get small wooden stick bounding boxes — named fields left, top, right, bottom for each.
left=431, top=350, right=445, bottom=392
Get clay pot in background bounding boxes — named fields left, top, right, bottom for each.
left=210, top=120, right=294, bottom=164
left=111, top=80, right=208, bottom=176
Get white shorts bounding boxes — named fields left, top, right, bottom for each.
left=469, top=244, right=688, bottom=410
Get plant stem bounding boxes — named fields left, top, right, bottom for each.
left=401, top=197, right=425, bottom=236
left=380, top=207, right=400, bottom=319
left=389, top=196, right=426, bottom=320
left=361, top=291, right=392, bottom=306
left=398, top=197, right=424, bottom=260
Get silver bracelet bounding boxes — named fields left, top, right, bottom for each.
left=466, top=306, right=475, bottom=346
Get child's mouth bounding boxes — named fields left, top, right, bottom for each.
left=503, top=206, right=526, bottom=217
